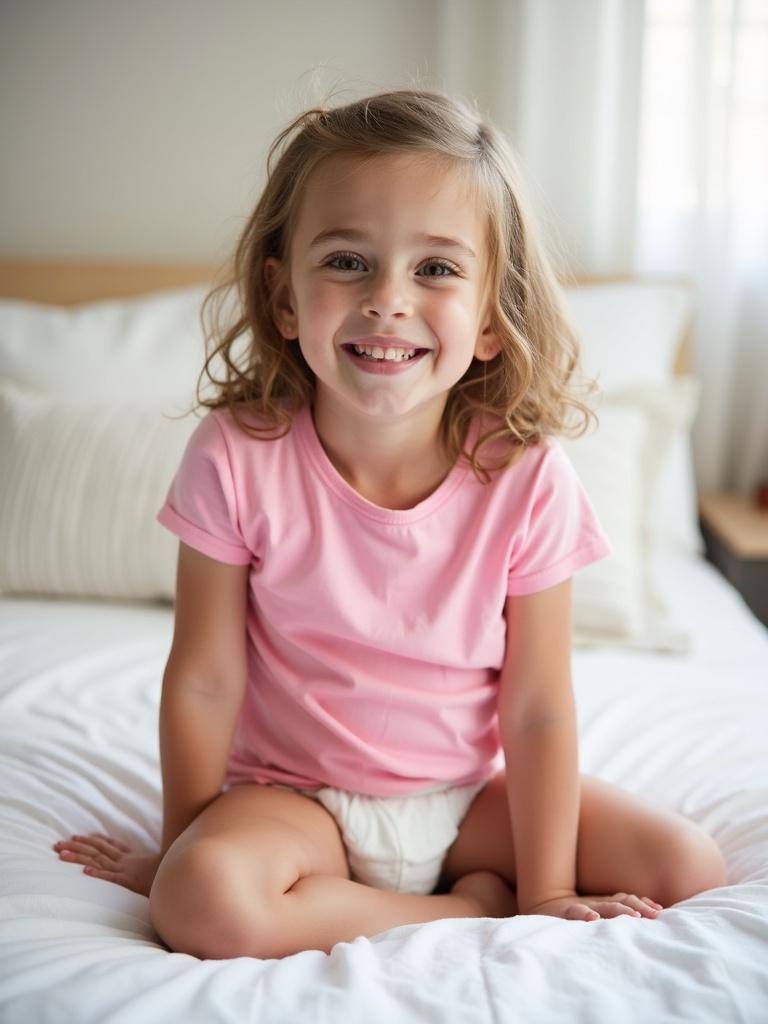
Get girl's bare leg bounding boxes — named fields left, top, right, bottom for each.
left=147, top=784, right=517, bottom=960
left=439, top=770, right=728, bottom=910
left=253, top=869, right=515, bottom=958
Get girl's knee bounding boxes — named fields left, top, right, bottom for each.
left=149, top=839, right=278, bottom=959
left=655, top=826, right=728, bottom=907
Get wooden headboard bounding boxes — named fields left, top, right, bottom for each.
left=0, top=259, right=691, bottom=376
left=0, top=259, right=219, bottom=306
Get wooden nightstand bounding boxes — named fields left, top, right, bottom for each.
left=698, top=493, right=768, bottom=627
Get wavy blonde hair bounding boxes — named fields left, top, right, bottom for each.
left=194, top=88, right=598, bottom=482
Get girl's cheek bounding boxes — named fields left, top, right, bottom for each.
left=307, top=286, right=344, bottom=316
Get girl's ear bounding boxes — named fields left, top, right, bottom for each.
left=474, top=320, right=502, bottom=361
left=263, top=258, right=299, bottom=339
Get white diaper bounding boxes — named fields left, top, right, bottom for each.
left=274, top=778, right=488, bottom=895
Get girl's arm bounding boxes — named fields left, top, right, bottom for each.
left=54, top=543, right=249, bottom=892
left=159, top=542, right=250, bottom=857
left=498, top=579, right=581, bottom=914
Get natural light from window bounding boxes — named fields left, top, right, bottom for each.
left=636, top=0, right=768, bottom=272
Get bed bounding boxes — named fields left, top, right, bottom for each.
left=1, top=261, right=767, bottom=1023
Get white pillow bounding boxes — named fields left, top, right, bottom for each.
left=0, top=285, right=229, bottom=601
left=562, top=281, right=704, bottom=557
left=0, top=379, right=196, bottom=600
left=561, top=281, right=692, bottom=387
left=567, top=406, right=649, bottom=640
left=563, top=375, right=701, bottom=651
left=651, top=433, right=705, bottom=556
left=0, top=286, right=209, bottom=405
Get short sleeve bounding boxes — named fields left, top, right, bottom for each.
left=156, top=412, right=252, bottom=566
left=506, top=439, right=613, bottom=596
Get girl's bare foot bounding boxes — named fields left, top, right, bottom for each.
left=52, top=833, right=161, bottom=897
left=451, top=871, right=519, bottom=918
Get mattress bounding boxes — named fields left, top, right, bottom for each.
left=1, top=545, right=767, bottom=1023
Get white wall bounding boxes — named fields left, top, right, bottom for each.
left=0, top=0, right=566, bottom=267
left=0, top=0, right=470, bottom=261
left=2, top=1, right=760, bottom=495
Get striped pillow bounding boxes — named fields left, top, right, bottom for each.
left=0, top=380, right=196, bottom=601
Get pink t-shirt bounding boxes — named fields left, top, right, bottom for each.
left=156, top=402, right=613, bottom=796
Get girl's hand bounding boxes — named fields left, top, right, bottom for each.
left=52, top=833, right=162, bottom=898
left=525, top=891, right=664, bottom=921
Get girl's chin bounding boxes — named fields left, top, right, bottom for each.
left=319, top=389, right=448, bottom=426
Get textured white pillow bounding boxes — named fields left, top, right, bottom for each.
left=563, top=375, right=701, bottom=651
left=651, top=431, right=705, bottom=555
left=561, top=281, right=703, bottom=556
left=567, top=406, right=648, bottom=640
left=0, top=380, right=197, bottom=600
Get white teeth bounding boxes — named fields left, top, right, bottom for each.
left=353, top=344, right=417, bottom=361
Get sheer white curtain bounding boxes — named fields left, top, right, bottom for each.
left=440, top=0, right=767, bottom=495
left=635, top=0, right=768, bottom=494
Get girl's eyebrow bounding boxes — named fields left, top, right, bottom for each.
left=308, top=227, right=477, bottom=260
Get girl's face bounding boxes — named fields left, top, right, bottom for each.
left=265, top=151, right=500, bottom=426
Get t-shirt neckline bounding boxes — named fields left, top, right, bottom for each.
left=294, top=402, right=478, bottom=524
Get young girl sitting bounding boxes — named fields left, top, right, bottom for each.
left=53, top=88, right=727, bottom=959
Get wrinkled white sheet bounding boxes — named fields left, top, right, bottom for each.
left=1, top=547, right=767, bottom=1023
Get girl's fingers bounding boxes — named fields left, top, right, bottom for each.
left=54, top=843, right=120, bottom=870
left=57, top=847, right=105, bottom=868
left=54, top=836, right=122, bottom=862
left=632, top=896, right=661, bottom=916
left=599, top=900, right=652, bottom=918
left=577, top=893, right=664, bottom=921
left=618, top=894, right=649, bottom=916
left=75, top=835, right=123, bottom=860
left=642, top=896, right=664, bottom=911
left=564, top=904, right=598, bottom=921
left=83, top=866, right=121, bottom=882
left=579, top=905, right=599, bottom=921
left=621, top=894, right=661, bottom=917
left=587, top=893, right=663, bottom=918
left=89, top=833, right=132, bottom=853
left=54, top=841, right=96, bottom=861
left=54, top=839, right=96, bottom=858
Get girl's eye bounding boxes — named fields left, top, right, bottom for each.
left=418, top=259, right=459, bottom=278
left=323, top=252, right=460, bottom=277
left=325, top=252, right=366, bottom=273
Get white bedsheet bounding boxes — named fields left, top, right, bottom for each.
left=1, top=547, right=767, bottom=1023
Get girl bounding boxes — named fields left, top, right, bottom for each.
left=53, top=89, right=727, bottom=959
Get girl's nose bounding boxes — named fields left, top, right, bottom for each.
left=361, top=272, right=413, bottom=319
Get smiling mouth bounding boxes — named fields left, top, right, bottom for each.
left=341, top=343, right=430, bottom=363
